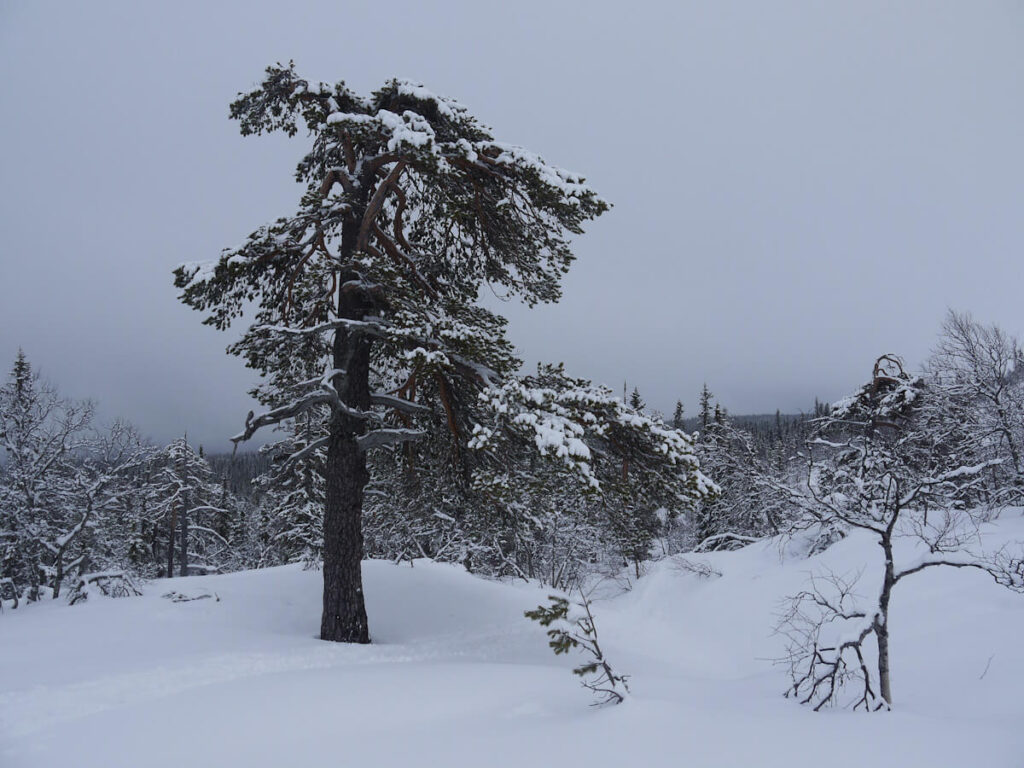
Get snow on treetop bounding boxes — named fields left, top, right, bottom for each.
left=378, top=110, right=435, bottom=151
left=320, top=109, right=598, bottom=210
left=830, top=371, right=924, bottom=425
left=484, top=142, right=605, bottom=206
left=324, top=112, right=374, bottom=126
left=470, top=371, right=716, bottom=497
left=295, top=80, right=335, bottom=97
left=176, top=260, right=219, bottom=289
left=325, top=110, right=437, bottom=152
left=393, top=79, right=472, bottom=121
left=316, top=85, right=602, bottom=209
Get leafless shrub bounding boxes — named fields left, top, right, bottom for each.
left=671, top=557, right=722, bottom=580
left=775, top=569, right=885, bottom=711
left=68, top=571, right=142, bottom=605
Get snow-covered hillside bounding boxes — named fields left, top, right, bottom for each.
left=3, top=516, right=1024, bottom=768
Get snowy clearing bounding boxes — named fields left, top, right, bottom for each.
left=3, top=517, right=1024, bottom=768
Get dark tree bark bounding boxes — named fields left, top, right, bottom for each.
left=179, top=490, right=189, bottom=577
left=167, top=508, right=176, bottom=578
left=320, top=201, right=373, bottom=643
left=320, top=412, right=370, bottom=643
left=52, top=551, right=64, bottom=599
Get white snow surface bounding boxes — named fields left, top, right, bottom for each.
left=4, top=516, right=1024, bottom=767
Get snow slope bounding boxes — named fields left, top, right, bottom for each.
left=3, top=516, right=1024, bottom=768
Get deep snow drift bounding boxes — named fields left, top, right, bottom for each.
left=3, top=516, right=1024, bottom=768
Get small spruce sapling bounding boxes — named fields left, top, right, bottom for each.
left=628, top=387, right=646, bottom=413
left=525, top=591, right=629, bottom=706
left=672, top=400, right=685, bottom=430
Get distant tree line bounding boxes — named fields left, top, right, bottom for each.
left=6, top=310, right=1022, bottom=607
left=4, top=309, right=1024, bottom=713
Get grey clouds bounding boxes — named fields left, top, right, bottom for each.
left=1, top=1, right=1022, bottom=450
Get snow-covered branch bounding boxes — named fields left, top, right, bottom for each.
left=356, top=428, right=426, bottom=452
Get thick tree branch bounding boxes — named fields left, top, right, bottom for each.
left=290, top=435, right=331, bottom=463
left=370, top=223, right=438, bottom=299
left=356, top=428, right=426, bottom=452
left=370, top=392, right=433, bottom=414
left=256, top=317, right=388, bottom=339
left=356, top=160, right=406, bottom=253
left=232, top=392, right=337, bottom=444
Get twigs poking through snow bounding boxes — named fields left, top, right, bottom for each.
left=67, top=572, right=142, bottom=605
left=775, top=570, right=887, bottom=712
left=693, top=532, right=759, bottom=553
left=162, top=591, right=220, bottom=603
left=0, top=578, right=19, bottom=610
left=525, top=590, right=629, bottom=706
left=671, top=557, right=722, bottom=580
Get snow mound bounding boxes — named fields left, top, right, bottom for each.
left=3, top=520, right=1024, bottom=768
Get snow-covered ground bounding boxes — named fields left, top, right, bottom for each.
left=3, top=516, right=1024, bottom=768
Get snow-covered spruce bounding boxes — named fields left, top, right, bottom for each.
left=468, top=364, right=716, bottom=580
left=253, top=410, right=329, bottom=569
left=0, top=352, right=94, bottom=601
left=0, top=353, right=150, bottom=602
left=924, top=310, right=1024, bottom=504
left=689, top=388, right=793, bottom=552
left=359, top=365, right=716, bottom=589
left=143, top=438, right=230, bottom=578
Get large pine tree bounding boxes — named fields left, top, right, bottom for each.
left=175, top=64, right=608, bottom=642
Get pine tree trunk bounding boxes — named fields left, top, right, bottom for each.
left=319, top=203, right=373, bottom=642
left=320, top=325, right=372, bottom=642
left=321, top=426, right=370, bottom=642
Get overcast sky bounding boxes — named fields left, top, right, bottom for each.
left=2, top=1, right=1023, bottom=450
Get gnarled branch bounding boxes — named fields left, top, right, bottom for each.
left=370, top=392, right=433, bottom=414
left=356, top=428, right=426, bottom=452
